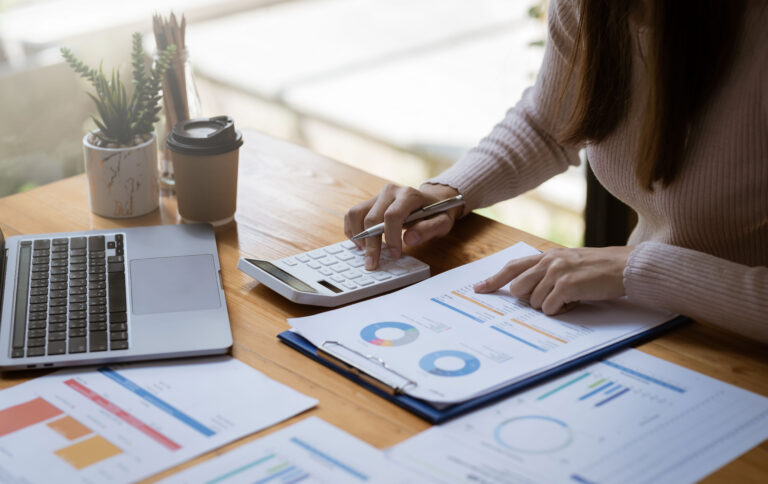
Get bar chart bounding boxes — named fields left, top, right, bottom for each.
left=431, top=284, right=594, bottom=353
left=0, top=397, right=123, bottom=470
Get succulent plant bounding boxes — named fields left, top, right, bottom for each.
left=61, top=33, right=176, bottom=146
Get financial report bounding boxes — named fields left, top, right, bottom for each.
left=290, top=242, right=674, bottom=403
left=388, top=349, right=768, bottom=484
left=0, top=357, right=316, bottom=483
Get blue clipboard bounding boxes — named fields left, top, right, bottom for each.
left=278, top=315, right=689, bottom=424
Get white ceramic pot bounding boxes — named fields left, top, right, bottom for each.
left=83, top=133, right=159, bottom=218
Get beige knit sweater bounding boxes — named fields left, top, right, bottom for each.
left=429, top=0, right=768, bottom=343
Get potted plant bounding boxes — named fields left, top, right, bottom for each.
left=61, top=33, right=175, bottom=218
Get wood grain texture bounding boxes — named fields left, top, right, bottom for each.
left=0, top=130, right=765, bottom=482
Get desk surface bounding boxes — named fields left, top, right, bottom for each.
left=1, top=131, right=766, bottom=483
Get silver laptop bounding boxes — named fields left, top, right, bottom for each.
left=0, top=223, right=232, bottom=370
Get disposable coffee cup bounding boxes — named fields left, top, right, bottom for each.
left=167, top=115, right=243, bottom=226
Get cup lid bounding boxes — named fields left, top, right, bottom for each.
left=166, top=115, right=243, bottom=155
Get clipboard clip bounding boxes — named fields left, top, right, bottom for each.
left=318, top=340, right=418, bottom=396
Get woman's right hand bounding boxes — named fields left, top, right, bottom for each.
left=344, top=183, right=463, bottom=270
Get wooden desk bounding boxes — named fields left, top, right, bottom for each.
left=1, top=131, right=766, bottom=483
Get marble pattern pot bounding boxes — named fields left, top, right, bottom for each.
left=83, top=133, right=159, bottom=218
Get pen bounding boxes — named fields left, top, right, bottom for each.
left=351, top=195, right=465, bottom=240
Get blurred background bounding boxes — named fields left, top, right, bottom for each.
left=0, top=0, right=586, bottom=247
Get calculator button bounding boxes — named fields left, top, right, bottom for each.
left=318, top=256, right=336, bottom=266
left=371, top=272, right=393, bottom=281
left=331, top=274, right=345, bottom=283
left=388, top=267, right=409, bottom=276
left=308, top=250, right=326, bottom=259
left=324, top=246, right=343, bottom=254
left=282, top=258, right=298, bottom=266
left=342, top=270, right=362, bottom=279
left=295, top=254, right=310, bottom=263
left=342, top=281, right=357, bottom=290
left=330, top=263, right=348, bottom=272
left=398, top=258, right=425, bottom=269
left=307, top=261, right=321, bottom=269
left=335, top=252, right=354, bottom=261
left=347, top=257, right=366, bottom=268
left=319, top=268, right=333, bottom=276
left=357, top=277, right=374, bottom=286
left=341, top=241, right=356, bottom=249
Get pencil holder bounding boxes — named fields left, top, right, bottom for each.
left=157, top=49, right=202, bottom=191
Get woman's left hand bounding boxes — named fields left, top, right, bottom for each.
left=473, top=246, right=635, bottom=315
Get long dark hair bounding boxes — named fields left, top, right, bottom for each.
left=560, top=0, right=746, bottom=189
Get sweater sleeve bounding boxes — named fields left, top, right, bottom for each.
left=624, top=242, right=768, bottom=343
left=426, top=0, right=583, bottom=214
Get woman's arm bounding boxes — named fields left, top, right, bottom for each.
left=427, top=0, right=583, bottom=215
left=474, top=243, right=768, bottom=344
left=345, top=0, right=585, bottom=268
left=625, top=243, right=768, bottom=343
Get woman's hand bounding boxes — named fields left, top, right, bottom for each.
left=473, top=246, right=635, bottom=315
left=344, top=183, right=462, bottom=270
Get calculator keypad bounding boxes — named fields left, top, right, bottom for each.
left=279, top=241, right=427, bottom=292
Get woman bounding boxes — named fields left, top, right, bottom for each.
left=344, top=0, right=768, bottom=343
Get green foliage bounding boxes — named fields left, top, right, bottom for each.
left=61, top=33, right=176, bottom=146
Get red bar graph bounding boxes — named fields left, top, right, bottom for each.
left=0, top=397, right=63, bottom=437
left=64, top=379, right=181, bottom=451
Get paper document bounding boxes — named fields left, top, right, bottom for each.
left=160, top=416, right=417, bottom=484
left=289, top=242, right=674, bottom=403
left=388, top=349, right=768, bottom=484
left=0, top=356, right=317, bottom=483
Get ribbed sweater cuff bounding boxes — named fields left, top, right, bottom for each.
left=624, top=242, right=768, bottom=342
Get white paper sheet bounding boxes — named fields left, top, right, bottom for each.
left=160, top=416, right=417, bottom=484
left=289, top=242, right=674, bottom=403
left=0, top=356, right=317, bottom=484
left=388, top=349, right=768, bottom=484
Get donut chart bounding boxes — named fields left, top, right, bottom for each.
left=494, top=415, right=572, bottom=454
left=360, top=322, right=419, bottom=347
left=419, top=350, right=481, bottom=377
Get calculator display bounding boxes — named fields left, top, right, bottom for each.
left=247, top=259, right=317, bottom=293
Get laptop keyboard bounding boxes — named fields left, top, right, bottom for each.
left=10, top=234, right=128, bottom=358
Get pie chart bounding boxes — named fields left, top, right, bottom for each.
left=494, top=415, right=572, bottom=453
left=360, top=322, right=419, bottom=347
left=419, top=350, right=481, bottom=377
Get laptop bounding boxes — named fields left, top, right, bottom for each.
left=0, top=223, right=232, bottom=370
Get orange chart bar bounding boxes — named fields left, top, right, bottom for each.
left=451, top=291, right=504, bottom=316
left=511, top=318, right=568, bottom=344
left=47, top=415, right=92, bottom=441
left=0, top=397, right=63, bottom=437
left=55, top=435, right=123, bottom=470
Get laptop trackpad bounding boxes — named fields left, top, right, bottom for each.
left=130, top=255, right=221, bottom=315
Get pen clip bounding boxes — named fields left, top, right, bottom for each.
left=319, top=340, right=418, bottom=395
left=418, top=194, right=463, bottom=213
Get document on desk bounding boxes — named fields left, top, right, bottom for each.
left=289, top=242, right=674, bottom=404
left=0, top=356, right=317, bottom=484
left=160, top=416, right=417, bottom=484
left=388, top=349, right=768, bottom=484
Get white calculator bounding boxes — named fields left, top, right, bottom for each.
left=237, top=240, right=430, bottom=306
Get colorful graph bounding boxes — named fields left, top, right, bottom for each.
left=494, top=415, right=573, bottom=454
left=535, top=358, right=687, bottom=410
left=360, top=322, right=419, bottom=347
left=0, top=397, right=124, bottom=470
left=419, top=350, right=481, bottom=377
